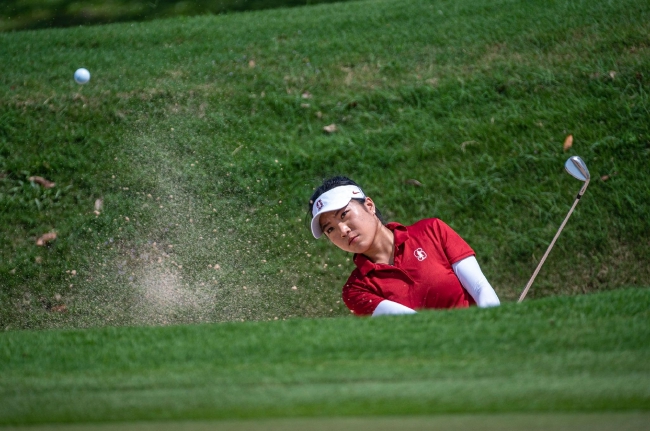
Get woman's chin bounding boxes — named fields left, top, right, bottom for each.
left=348, top=241, right=369, bottom=254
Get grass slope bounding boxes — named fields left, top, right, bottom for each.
left=1, top=288, right=649, bottom=425
left=1, top=0, right=650, bottom=329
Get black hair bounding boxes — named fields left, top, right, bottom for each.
left=307, top=176, right=386, bottom=232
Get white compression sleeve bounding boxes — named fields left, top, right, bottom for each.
left=452, top=256, right=500, bottom=307
left=372, top=300, right=417, bottom=316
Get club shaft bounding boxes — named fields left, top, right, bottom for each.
left=518, top=194, right=583, bottom=303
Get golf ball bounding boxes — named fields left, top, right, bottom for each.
left=74, top=68, right=90, bottom=84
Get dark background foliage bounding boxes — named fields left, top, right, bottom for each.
left=0, top=0, right=356, bottom=32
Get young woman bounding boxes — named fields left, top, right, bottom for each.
left=309, top=176, right=500, bottom=316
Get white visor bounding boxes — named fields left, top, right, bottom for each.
left=311, top=185, right=366, bottom=239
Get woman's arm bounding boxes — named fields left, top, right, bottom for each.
left=343, top=277, right=416, bottom=316
left=452, top=256, right=500, bottom=307
left=372, top=300, right=417, bottom=316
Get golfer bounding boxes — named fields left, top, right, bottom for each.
left=309, top=176, right=500, bottom=316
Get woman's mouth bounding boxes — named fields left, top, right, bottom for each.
left=348, top=235, right=358, bottom=246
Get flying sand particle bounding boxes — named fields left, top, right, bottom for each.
left=51, top=304, right=67, bottom=313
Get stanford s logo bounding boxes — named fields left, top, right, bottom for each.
left=316, top=199, right=323, bottom=210
left=414, top=248, right=427, bottom=261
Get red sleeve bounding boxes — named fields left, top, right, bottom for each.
left=341, top=271, right=385, bottom=316
left=430, top=219, right=475, bottom=265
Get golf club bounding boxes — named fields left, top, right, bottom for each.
left=518, top=156, right=590, bottom=303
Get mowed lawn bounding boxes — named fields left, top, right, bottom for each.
left=2, top=413, right=650, bottom=431
left=1, top=288, right=649, bottom=426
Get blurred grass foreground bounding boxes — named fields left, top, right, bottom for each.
left=2, top=288, right=650, bottom=424
left=0, top=0, right=356, bottom=32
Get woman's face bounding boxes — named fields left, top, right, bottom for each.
left=318, top=198, right=380, bottom=254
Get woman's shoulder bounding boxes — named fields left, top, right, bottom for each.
left=344, top=263, right=366, bottom=281
left=387, top=218, right=443, bottom=230
left=402, top=218, right=461, bottom=240
left=342, top=267, right=369, bottom=291
left=406, top=217, right=447, bottom=230
left=412, top=217, right=442, bottom=225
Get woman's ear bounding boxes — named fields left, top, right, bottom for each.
left=364, top=197, right=376, bottom=214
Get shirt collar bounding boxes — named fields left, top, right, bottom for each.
left=353, top=222, right=409, bottom=276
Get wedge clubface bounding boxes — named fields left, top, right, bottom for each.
left=518, top=156, right=590, bottom=303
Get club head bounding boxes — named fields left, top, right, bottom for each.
left=564, top=156, right=590, bottom=182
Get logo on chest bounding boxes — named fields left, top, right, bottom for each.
left=414, top=248, right=428, bottom=261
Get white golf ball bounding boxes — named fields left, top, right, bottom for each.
left=74, top=68, right=90, bottom=84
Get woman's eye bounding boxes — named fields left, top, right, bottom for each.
left=326, top=227, right=333, bottom=234
left=341, top=210, right=348, bottom=219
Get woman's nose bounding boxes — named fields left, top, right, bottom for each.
left=339, top=223, right=350, bottom=237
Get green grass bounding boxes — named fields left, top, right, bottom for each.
left=3, top=413, right=650, bottom=431
left=1, top=288, right=649, bottom=425
left=1, top=0, right=650, bottom=330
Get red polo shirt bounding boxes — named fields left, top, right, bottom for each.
left=342, top=218, right=476, bottom=315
